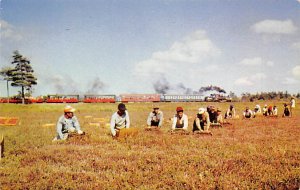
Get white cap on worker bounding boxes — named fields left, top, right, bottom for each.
left=64, top=105, right=76, bottom=113
left=198, top=108, right=205, bottom=114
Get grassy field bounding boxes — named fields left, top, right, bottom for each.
left=0, top=102, right=299, bottom=189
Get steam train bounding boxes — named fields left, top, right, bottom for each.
left=0, top=93, right=232, bottom=104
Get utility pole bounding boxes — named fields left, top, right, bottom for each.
left=7, top=80, right=10, bottom=103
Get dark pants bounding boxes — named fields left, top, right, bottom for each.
left=176, top=125, right=184, bottom=129
left=225, top=113, right=232, bottom=119
left=245, top=114, right=252, bottom=118
left=193, top=120, right=204, bottom=132
left=268, top=110, right=272, bottom=115
left=284, top=109, right=290, bottom=116
left=151, top=120, right=159, bottom=127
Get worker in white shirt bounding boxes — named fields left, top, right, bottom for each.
left=225, top=104, right=236, bottom=119
left=243, top=107, right=253, bottom=119
left=147, top=105, right=163, bottom=128
left=273, top=106, right=278, bottom=116
left=171, top=107, right=188, bottom=131
left=53, top=105, right=84, bottom=141
left=290, top=97, right=296, bottom=116
left=254, top=104, right=261, bottom=114
left=193, top=108, right=211, bottom=132
left=110, top=103, right=130, bottom=137
left=262, top=105, right=268, bottom=116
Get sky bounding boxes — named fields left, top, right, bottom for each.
left=0, top=0, right=300, bottom=97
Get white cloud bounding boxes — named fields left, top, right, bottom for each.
left=134, top=59, right=170, bottom=76
left=266, top=61, right=274, bottom=67
left=203, top=64, right=218, bottom=72
left=239, top=57, right=274, bottom=67
left=234, top=73, right=267, bottom=86
left=251, top=19, right=297, bottom=34
left=234, top=77, right=254, bottom=86
left=134, top=30, right=221, bottom=78
left=280, top=66, right=300, bottom=85
left=251, top=73, right=267, bottom=80
left=297, top=0, right=300, bottom=3
left=239, top=57, right=262, bottom=66
left=292, top=65, right=300, bottom=79
left=0, top=19, right=22, bottom=41
left=282, top=77, right=300, bottom=85
left=133, top=30, right=222, bottom=92
left=292, top=41, right=300, bottom=50
left=151, top=30, right=220, bottom=63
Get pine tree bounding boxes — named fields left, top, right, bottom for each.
left=10, top=50, right=37, bottom=103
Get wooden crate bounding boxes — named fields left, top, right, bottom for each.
left=116, top=128, right=139, bottom=138
left=193, top=131, right=213, bottom=136
left=0, top=117, right=19, bottom=126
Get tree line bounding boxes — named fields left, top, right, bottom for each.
left=239, top=91, right=299, bottom=102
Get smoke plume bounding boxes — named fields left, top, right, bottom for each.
left=153, top=77, right=227, bottom=95
left=86, top=77, right=105, bottom=94
left=153, top=77, right=171, bottom=94
left=51, top=75, right=64, bottom=93
left=50, top=75, right=81, bottom=94
left=199, top=85, right=226, bottom=93
left=48, top=75, right=106, bottom=95
left=176, top=83, right=199, bottom=94
left=153, top=77, right=200, bottom=94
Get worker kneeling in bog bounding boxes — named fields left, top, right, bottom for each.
left=193, top=108, right=211, bottom=133
left=53, top=105, right=84, bottom=141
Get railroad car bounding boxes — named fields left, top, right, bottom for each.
left=83, top=94, right=116, bottom=103
left=120, top=94, right=161, bottom=102
left=162, top=94, right=204, bottom=102
left=46, top=94, right=79, bottom=103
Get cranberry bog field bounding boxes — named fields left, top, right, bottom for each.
left=0, top=102, right=299, bottom=189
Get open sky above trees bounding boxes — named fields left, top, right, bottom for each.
left=0, top=0, right=300, bottom=96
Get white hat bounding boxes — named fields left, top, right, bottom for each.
left=198, top=108, right=205, bottom=114
left=64, top=105, right=76, bottom=113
